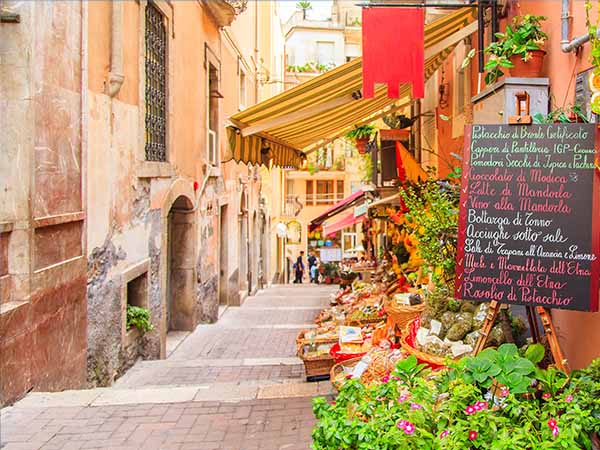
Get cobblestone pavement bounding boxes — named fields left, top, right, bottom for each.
left=0, top=285, right=336, bottom=450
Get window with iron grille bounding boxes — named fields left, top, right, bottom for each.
left=144, top=2, right=167, bottom=162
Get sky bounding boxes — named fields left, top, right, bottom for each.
left=278, top=1, right=334, bottom=22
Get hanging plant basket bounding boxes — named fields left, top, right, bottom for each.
left=356, top=137, right=369, bottom=154
left=509, top=50, right=546, bottom=78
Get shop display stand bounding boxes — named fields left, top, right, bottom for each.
left=473, top=301, right=569, bottom=373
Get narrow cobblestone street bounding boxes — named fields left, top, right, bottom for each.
left=0, top=285, right=336, bottom=450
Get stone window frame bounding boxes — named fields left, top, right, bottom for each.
left=120, top=258, right=151, bottom=344
left=137, top=0, right=175, bottom=179
left=205, top=43, right=222, bottom=170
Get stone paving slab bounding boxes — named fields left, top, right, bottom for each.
left=115, top=363, right=305, bottom=388
left=2, top=284, right=337, bottom=450
left=1, top=397, right=325, bottom=450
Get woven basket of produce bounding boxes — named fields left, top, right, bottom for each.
left=361, top=348, right=397, bottom=385
left=384, top=301, right=426, bottom=333
left=330, top=357, right=362, bottom=390
left=298, top=344, right=335, bottom=381
left=297, top=340, right=336, bottom=380
left=399, top=319, right=450, bottom=369
left=301, top=354, right=335, bottom=380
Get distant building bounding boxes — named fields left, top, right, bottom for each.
left=283, top=0, right=362, bottom=87
left=263, top=1, right=366, bottom=283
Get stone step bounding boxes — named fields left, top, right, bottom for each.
left=8, top=380, right=334, bottom=409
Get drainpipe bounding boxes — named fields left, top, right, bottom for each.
left=561, top=0, right=598, bottom=53
left=107, top=1, right=124, bottom=97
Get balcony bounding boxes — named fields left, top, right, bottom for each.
left=284, top=195, right=303, bottom=217
left=202, top=0, right=247, bottom=27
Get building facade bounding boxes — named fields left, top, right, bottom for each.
left=0, top=0, right=284, bottom=405
left=262, top=1, right=366, bottom=283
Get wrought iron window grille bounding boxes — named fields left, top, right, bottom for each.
left=145, top=1, right=167, bottom=162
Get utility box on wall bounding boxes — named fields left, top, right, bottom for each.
left=472, top=77, right=549, bottom=124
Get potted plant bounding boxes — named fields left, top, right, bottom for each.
left=533, top=105, right=590, bottom=124
left=345, top=124, right=376, bottom=155
left=483, top=15, right=548, bottom=84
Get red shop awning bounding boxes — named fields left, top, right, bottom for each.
left=323, top=212, right=365, bottom=237
left=308, top=190, right=365, bottom=231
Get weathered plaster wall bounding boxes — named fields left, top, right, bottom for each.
left=84, top=0, right=268, bottom=386
left=0, top=1, right=87, bottom=405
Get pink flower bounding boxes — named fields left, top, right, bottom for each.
left=465, top=405, right=476, bottom=415
left=468, top=430, right=478, bottom=441
left=474, top=401, right=488, bottom=411
left=410, top=403, right=423, bottom=410
left=397, top=394, right=410, bottom=403
left=552, top=426, right=560, bottom=437
left=542, top=393, right=551, bottom=400
left=397, top=420, right=408, bottom=430
left=404, top=422, right=415, bottom=435
left=565, top=394, right=573, bottom=403
left=440, top=430, right=449, bottom=439
left=547, top=418, right=557, bottom=429
left=346, top=374, right=353, bottom=380
left=500, top=387, right=510, bottom=397
left=381, top=375, right=390, bottom=383
left=392, top=376, right=400, bottom=381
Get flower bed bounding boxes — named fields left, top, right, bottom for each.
left=312, top=345, right=600, bottom=449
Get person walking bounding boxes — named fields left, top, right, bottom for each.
left=307, top=252, right=317, bottom=283
left=294, top=251, right=305, bottom=284
left=310, top=257, right=320, bottom=284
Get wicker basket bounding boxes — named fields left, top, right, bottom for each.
left=300, top=354, right=335, bottom=380
left=384, top=301, right=426, bottom=334
left=330, top=357, right=362, bottom=390
left=399, top=319, right=453, bottom=369
left=330, top=348, right=397, bottom=390
left=296, top=331, right=337, bottom=380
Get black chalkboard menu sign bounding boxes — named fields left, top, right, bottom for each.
left=456, top=124, right=600, bottom=312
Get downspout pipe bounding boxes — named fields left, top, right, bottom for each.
left=107, top=1, right=124, bottom=97
left=561, top=0, right=599, bottom=53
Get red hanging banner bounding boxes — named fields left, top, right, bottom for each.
left=362, top=7, right=424, bottom=99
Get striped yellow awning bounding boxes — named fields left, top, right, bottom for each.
left=226, top=8, right=475, bottom=168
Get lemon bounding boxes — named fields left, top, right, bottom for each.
left=589, top=72, right=600, bottom=93
left=591, top=92, right=600, bottom=114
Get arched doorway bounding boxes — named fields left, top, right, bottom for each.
left=167, top=195, right=196, bottom=331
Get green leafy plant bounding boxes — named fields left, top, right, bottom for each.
left=400, top=180, right=459, bottom=283
left=312, top=350, right=600, bottom=450
left=345, top=124, right=377, bottom=141
left=287, top=61, right=334, bottom=74
left=126, top=305, right=154, bottom=334
left=360, top=153, right=373, bottom=182
left=533, top=105, right=589, bottom=124
left=483, top=15, right=548, bottom=85
left=296, top=1, right=312, bottom=19
left=586, top=0, right=600, bottom=75
left=462, top=344, right=536, bottom=394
